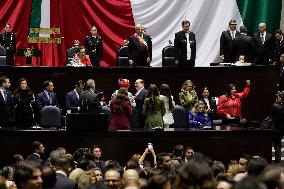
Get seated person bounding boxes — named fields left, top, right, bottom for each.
left=235, top=55, right=245, bottom=64
left=68, top=46, right=92, bottom=67
left=188, top=101, right=211, bottom=129
left=217, top=80, right=250, bottom=124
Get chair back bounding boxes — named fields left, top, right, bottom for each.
left=116, top=45, right=129, bottom=67
left=172, top=105, right=188, bottom=128
left=162, top=46, right=175, bottom=67
left=40, top=106, right=62, bottom=128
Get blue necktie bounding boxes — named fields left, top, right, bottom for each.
left=48, top=93, right=52, bottom=104
left=3, top=91, right=7, bottom=104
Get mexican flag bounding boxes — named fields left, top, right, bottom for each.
left=0, top=0, right=283, bottom=67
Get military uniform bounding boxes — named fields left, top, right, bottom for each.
left=0, top=32, right=16, bottom=66
left=85, top=35, right=103, bottom=67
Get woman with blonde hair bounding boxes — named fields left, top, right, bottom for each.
left=189, top=101, right=211, bottom=128
left=179, top=80, right=198, bottom=111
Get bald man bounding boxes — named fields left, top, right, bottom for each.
left=128, top=24, right=152, bottom=67
left=253, top=23, right=274, bottom=65
left=104, top=169, right=122, bottom=189
left=123, top=169, right=140, bottom=189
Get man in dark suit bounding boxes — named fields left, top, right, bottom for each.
left=54, top=157, right=77, bottom=189
left=36, top=80, right=59, bottom=110
left=253, top=22, right=275, bottom=65
left=278, top=54, right=284, bottom=91
left=0, top=76, right=14, bottom=127
left=134, top=79, right=147, bottom=128
left=26, top=141, right=45, bottom=166
left=174, top=20, right=196, bottom=67
left=128, top=24, right=152, bottom=66
left=79, top=79, right=102, bottom=113
left=66, top=80, right=85, bottom=113
left=85, top=26, right=103, bottom=67
left=275, top=30, right=284, bottom=65
left=0, top=24, right=16, bottom=66
left=232, top=26, right=255, bottom=63
left=220, top=20, right=240, bottom=63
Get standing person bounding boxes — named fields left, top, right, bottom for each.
left=0, top=76, right=14, bottom=127
left=79, top=79, right=102, bottom=113
left=270, top=91, right=284, bottom=163
left=232, top=26, right=255, bottom=63
left=253, top=23, right=274, bottom=65
left=85, top=26, right=103, bottom=67
left=275, top=30, right=284, bottom=65
left=179, top=80, right=198, bottom=112
left=217, top=80, right=251, bottom=124
left=109, top=88, right=132, bottom=131
left=66, top=80, right=85, bottom=113
left=25, top=141, right=45, bottom=166
left=278, top=54, right=284, bottom=91
left=0, top=24, right=16, bottom=66
left=128, top=24, right=152, bottom=66
left=142, top=84, right=165, bottom=130
left=200, top=87, right=217, bottom=121
left=13, top=78, right=35, bottom=128
left=174, top=20, right=196, bottom=67
left=35, top=80, right=59, bottom=110
left=220, top=20, right=240, bottom=63
left=134, top=79, right=147, bottom=128
left=159, top=84, right=175, bottom=128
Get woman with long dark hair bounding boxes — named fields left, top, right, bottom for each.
left=13, top=78, right=35, bottom=128
left=109, top=87, right=132, bottom=131
left=143, top=84, right=165, bottom=129
left=160, top=84, right=175, bottom=128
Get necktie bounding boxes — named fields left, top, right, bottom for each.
left=48, top=93, right=52, bottom=104
left=261, top=33, right=264, bottom=45
left=3, top=91, right=7, bottom=104
left=231, top=31, right=235, bottom=39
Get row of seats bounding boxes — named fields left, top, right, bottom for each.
left=38, top=105, right=191, bottom=131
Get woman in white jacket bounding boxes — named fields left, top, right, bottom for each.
left=160, top=84, right=175, bottom=128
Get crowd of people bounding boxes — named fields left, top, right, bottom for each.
left=0, top=75, right=254, bottom=130
left=0, top=141, right=283, bottom=189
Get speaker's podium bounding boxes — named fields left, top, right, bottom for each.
left=66, top=113, right=108, bottom=132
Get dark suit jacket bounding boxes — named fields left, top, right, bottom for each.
left=278, top=65, right=284, bottom=91
left=232, top=34, right=255, bottom=62
left=200, top=97, right=218, bottom=120
left=79, top=89, right=102, bottom=113
left=36, top=91, right=59, bottom=110
left=220, top=30, right=240, bottom=62
left=134, top=88, right=147, bottom=112
left=275, top=39, right=284, bottom=62
left=25, top=153, right=44, bottom=166
left=174, top=31, right=196, bottom=66
left=253, top=32, right=275, bottom=64
left=0, top=90, right=14, bottom=127
left=55, top=172, right=77, bottom=189
left=128, top=34, right=152, bottom=66
left=85, top=35, right=103, bottom=66
left=66, top=90, right=80, bottom=113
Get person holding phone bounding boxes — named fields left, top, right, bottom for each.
left=138, top=145, right=157, bottom=169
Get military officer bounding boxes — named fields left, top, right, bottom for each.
left=85, top=26, right=103, bottom=67
left=0, top=24, right=16, bottom=66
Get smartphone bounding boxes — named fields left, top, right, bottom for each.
left=148, top=143, right=153, bottom=151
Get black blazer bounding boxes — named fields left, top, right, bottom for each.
left=35, top=91, right=59, bottom=110
left=134, top=88, right=147, bottom=112
left=253, top=32, right=275, bottom=64
left=128, top=34, right=152, bottom=66
left=174, top=31, right=196, bottom=65
left=270, top=102, right=284, bottom=132
left=66, top=90, right=80, bottom=113
left=232, top=34, right=255, bottom=62
left=79, top=89, right=102, bottom=113
left=84, top=35, right=103, bottom=60
left=0, top=90, right=14, bottom=127
left=55, top=172, right=77, bottom=189
left=220, top=30, right=240, bottom=62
